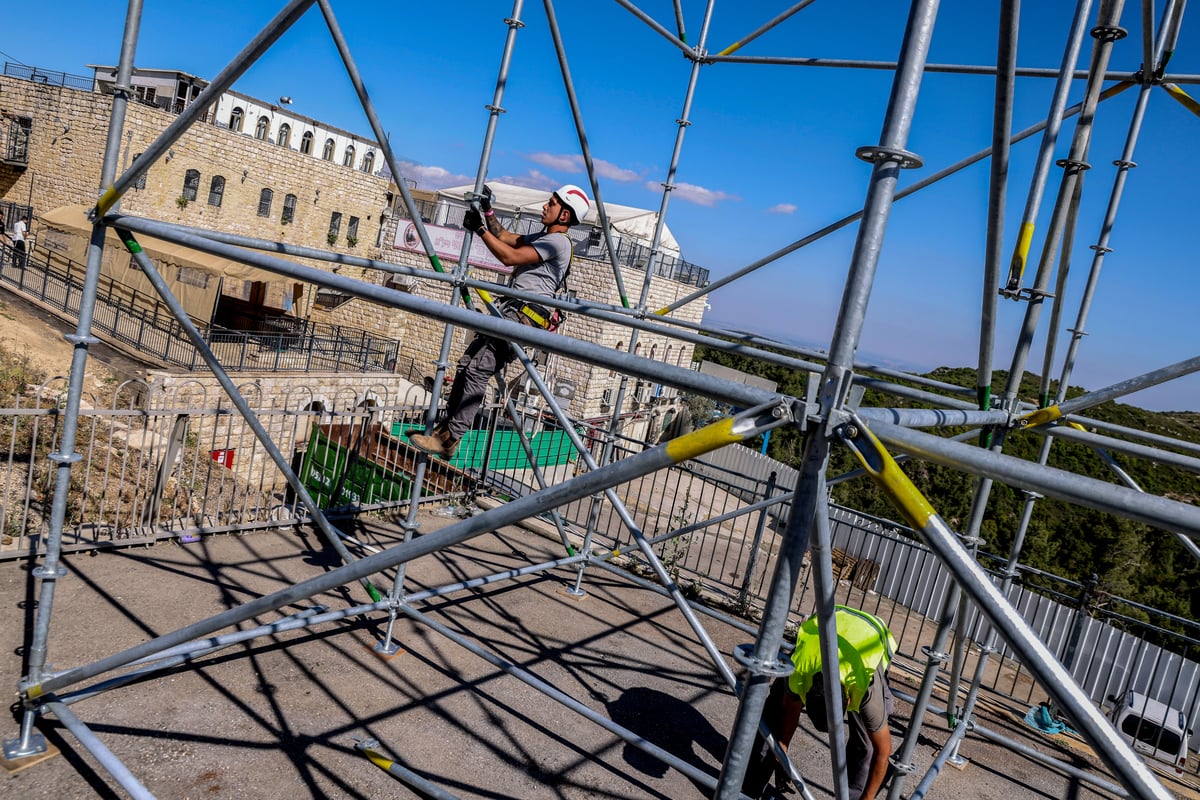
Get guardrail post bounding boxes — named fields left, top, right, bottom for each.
left=736, top=470, right=776, bottom=612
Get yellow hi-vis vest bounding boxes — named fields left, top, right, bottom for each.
left=787, top=606, right=897, bottom=713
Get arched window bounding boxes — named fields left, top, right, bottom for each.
left=182, top=169, right=200, bottom=201
left=276, top=123, right=291, bottom=148
left=649, top=344, right=657, bottom=361
left=610, top=341, right=624, bottom=377
left=361, top=151, right=375, bottom=173
left=300, top=131, right=313, bottom=155
left=257, top=188, right=274, bottom=217
left=254, top=115, right=269, bottom=140
left=207, top=175, right=225, bottom=207
left=229, top=106, right=244, bottom=132
left=282, top=193, right=297, bottom=224
left=132, top=152, right=146, bottom=190
left=342, top=145, right=355, bottom=167
left=322, top=138, right=335, bottom=161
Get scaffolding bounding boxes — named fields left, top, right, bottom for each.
left=4, top=2, right=1200, bottom=799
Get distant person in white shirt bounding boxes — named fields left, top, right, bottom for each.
left=9, top=215, right=29, bottom=267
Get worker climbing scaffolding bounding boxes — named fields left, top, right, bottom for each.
left=409, top=184, right=590, bottom=458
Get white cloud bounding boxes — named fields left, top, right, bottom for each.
left=528, top=152, right=581, bottom=172
left=769, top=203, right=798, bottom=214
left=527, top=152, right=642, bottom=182
left=593, top=158, right=640, bottom=182
left=396, top=161, right=471, bottom=191
left=495, top=169, right=558, bottom=192
left=650, top=180, right=739, bottom=208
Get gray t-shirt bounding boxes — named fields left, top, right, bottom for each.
left=509, top=231, right=571, bottom=298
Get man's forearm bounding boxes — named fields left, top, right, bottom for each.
left=862, top=728, right=892, bottom=798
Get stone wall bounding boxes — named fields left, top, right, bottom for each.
left=1, top=73, right=710, bottom=444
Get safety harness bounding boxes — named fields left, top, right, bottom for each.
left=508, top=232, right=572, bottom=332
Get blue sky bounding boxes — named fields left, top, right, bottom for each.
left=5, top=2, right=1200, bottom=411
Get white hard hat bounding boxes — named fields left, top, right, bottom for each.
left=554, top=184, right=591, bottom=224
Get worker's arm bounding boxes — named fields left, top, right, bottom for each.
left=777, top=688, right=805, bottom=748
left=478, top=227, right=542, bottom=267
left=861, top=724, right=892, bottom=798
left=483, top=213, right=522, bottom=248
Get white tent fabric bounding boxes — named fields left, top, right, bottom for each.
left=438, top=183, right=682, bottom=255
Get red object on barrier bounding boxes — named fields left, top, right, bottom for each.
left=211, top=448, right=236, bottom=468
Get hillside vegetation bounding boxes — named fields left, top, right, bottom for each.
left=696, top=348, right=1200, bottom=622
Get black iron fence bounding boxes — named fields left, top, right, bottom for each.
left=0, top=242, right=415, bottom=378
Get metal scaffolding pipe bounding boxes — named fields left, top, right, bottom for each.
left=978, top=0, right=1020, bottom=414
left=907, top=718, right=971, bottom=800
left=10, top=0, right=145, bottom=762
left=706, top=54, right=1139, bottom=82
left=543, top=0, right=630, bottom=306
left=119, top=230, right=381, bottom=602
left=1044, top=422, right=1200, bottom=476
left=41, top=697, right=156, bottom=800
left=715, top=2, right=941, bottom=796
left=95, top=0, right=318, bottom=216
left=856, top=407, right=1012, bottom=428
left=660, top=79, right=1131, bottom=315
left=356, top=738, right=462, bottom=800
left=839, top=420, right=1172, bottom=800
left=868, top=418, right=1200, bottom=536
left=25, top=401, right=784, bottom=699
left=103, top=212, right=782, bottom=411
left=399, top=605, right=729, bottom=792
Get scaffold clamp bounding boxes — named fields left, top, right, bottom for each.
left=733, top=643, right=795, bottom=678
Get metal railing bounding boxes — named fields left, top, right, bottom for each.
left=397, top=197, right=711, bottom=288
left=0, top=379, right=1196, bottom=770
left=1, top=243, right=415, bottom=377
left=3, top=62, right=93, bottom=91
left=477, top=418, right=1200, bottom=769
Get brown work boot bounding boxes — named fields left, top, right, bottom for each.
left=409, top=427, right=458, bottom=458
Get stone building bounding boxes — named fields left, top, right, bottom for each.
left=0, top=63, right=710, bottom=443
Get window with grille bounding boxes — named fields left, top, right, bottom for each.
left=361, top=151, right=375, bottom=173
left=276, top=123, right=291, bottom=148
left=322, top=138, right=334, bottom=161
left=230, top=107, right=244, bottom=132
left=254, top=116, right=269, bottom=140
left=328, top=211, right=342, bottom=239
left=300, top=131, right=313, bottom=155
left=207, top=175, right=225, bottom=207
left=282, top=193, right=297, bottom=224
left=182, top=169, right=200, bottom=201
left=342, top=145, right=355, bottom=167
left=347, top=216, right=359, bottom=243
left=258, top=188, right=274, bottom=217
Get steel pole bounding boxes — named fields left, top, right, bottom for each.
left=659, top=81, right=1131, bottom=315
left=7, top=0, right=144, bottom=762
left=118, top=230, right=382, bottom=603
left=978, top=0, right=1020, bottom=413
left=715, top=2, right=940, bottom=796
left=95, top=0, right=318, bottom=216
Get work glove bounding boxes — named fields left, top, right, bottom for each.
left=480, top=184, right=495, bottom=214
left=463, top=208, right=484, bottom=234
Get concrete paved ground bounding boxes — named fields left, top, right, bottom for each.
left=0, top=510, right=1192, bottom=799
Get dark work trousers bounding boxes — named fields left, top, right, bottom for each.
left=742, top=677, right=893, bottom=800
left=441, top=306, right=524, bottom=441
